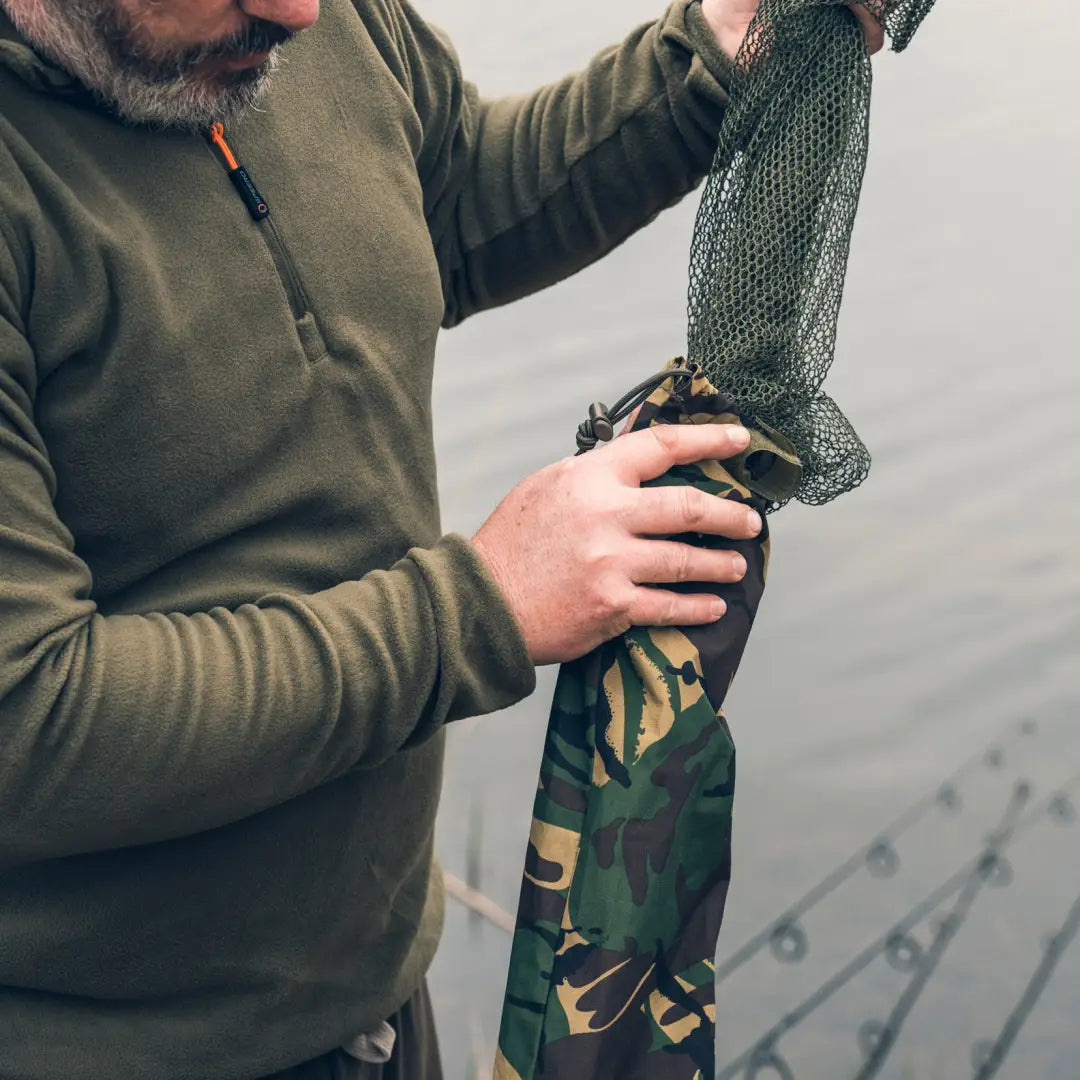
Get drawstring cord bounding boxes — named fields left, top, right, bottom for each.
left=575, top=363, right=694, bottom=454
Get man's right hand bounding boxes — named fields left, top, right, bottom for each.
left=471, top=423, right=763, bottom=666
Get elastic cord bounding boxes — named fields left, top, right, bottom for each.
left=574, top=365, right=694, bottom=454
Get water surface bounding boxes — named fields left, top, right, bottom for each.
left=420, top=3, right=1080, bottom=1076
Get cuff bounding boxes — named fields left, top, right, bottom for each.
left=655, top=0, right=735, bottom=174
left=682, top=0, right=739, bottom=89
left=407, top=533, right=536, bottom=732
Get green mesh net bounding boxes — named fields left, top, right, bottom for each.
left=688, top=0, right=936, bottom=508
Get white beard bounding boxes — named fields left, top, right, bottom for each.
left=0, top=0, right=283, bottom=131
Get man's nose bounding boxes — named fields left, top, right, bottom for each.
left=239, top=0, right=321, bottom=33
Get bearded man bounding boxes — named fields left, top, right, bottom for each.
left=0, top=1, right=882, bottom=1077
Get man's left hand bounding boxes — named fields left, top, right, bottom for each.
left=701, top=0, right=887, bottom=60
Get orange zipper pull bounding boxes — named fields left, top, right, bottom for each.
left=209, top=122, right=269, bottom=221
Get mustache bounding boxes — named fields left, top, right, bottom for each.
left=181, top=19, right=295, bottom=67
left=103, top=15, right=294, bottom=80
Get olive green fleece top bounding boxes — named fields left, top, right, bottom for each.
left=0, top=2, right=732, bottom=1077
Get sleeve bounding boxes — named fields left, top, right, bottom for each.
left=0, top=236, right=535, bottom=866
left=389, top=0, right=734, bottom=325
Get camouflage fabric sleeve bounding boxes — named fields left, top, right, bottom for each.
left=495, top=361, right=801, bottom=1080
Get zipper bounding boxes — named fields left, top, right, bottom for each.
left=259, top=215, right=311, bottom=323
left=207, top=122, right=313, bottom=324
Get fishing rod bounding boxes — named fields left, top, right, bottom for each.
left=716, top=772, right=1078, bottom=1080
left=970, top=883, right=1080, bottom=1079
left=714, top=720, right=1037, bottom=981
left=851, top=784, right=1032, bottom=1078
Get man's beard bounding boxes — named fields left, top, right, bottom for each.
left=2, top=1, right=293, bottom=130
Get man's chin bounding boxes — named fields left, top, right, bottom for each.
left=105, top=62, right=276, bottom=132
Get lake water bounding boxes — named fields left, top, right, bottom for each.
left=419, top=2, right=1080, bottom=1077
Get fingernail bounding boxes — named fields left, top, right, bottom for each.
left=732, top=554, right=747, bottom=577
left=711, top=600, right=727, bottom=620
left=730, top=426, right=751, bottom=448
left=746, top=510, right=763, bottom=534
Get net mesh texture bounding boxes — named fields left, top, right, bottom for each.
left=687, top=0, right=936, bottom=508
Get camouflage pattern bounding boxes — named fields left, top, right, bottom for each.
left=495, top=361, right=801, bottom=1080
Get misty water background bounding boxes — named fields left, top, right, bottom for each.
left=421, top=1, right=1080, bottom=1076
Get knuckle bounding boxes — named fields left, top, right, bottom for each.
left=567, top=480, right=615, bottom=525
left=673, top=543, right=694, bottom=583
left=661, top=591, right=683, bottom=625
left=679, top=487, right=708, bottom=530
left=625, top=585, right=658, bottom=628
left=548, top=456, right=576, bottom=481
left=581, top=540, right=617, bottom=576
left=602, top=586, right=635, bottom=631
left=648, top=424, right=680, bottom=454
left=592, top=583, right=623, bottom=620
left=541, top=457, right=577, bottom=496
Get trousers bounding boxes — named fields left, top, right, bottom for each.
left=259, top=981, right=443, bottom=1080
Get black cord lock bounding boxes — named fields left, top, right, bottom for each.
left=575, top=364, right=693, bottom=454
